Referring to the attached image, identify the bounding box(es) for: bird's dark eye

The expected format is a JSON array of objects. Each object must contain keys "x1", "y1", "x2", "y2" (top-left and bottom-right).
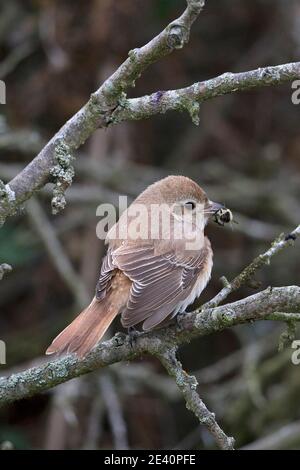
[{"x1": 184, "y1": 201, "x2": 196, "y2": 210}]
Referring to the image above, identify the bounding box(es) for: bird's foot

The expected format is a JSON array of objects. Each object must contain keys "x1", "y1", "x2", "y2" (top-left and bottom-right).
[
  {"x1": 175, "y1": 311, "x2": 186, "y2": 329},
  {"x1": 127, "y1": 326, "x2": 142, "y2": 347}
]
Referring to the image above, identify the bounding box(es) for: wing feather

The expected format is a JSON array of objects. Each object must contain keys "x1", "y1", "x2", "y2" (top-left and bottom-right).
[
  {"x1": 95, "y1": 249, "x2": 116, "y2": 300},
  {"x1": 112, "y1": 241, "x2": 211, "y2": 330}
]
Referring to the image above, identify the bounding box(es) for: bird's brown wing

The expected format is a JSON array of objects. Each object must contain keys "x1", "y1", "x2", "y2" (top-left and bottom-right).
[
  {"x1": 95, "y1": 249, "x2": 116, "y2": 300},
  {"x1": 112, "y1": 242, "x2": 211, "y2": 330}
]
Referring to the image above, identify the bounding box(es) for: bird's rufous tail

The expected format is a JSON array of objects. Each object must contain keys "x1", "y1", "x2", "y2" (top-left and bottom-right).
[{"x1": 46, "y1": 297, "x2": 119, "y2": 358}]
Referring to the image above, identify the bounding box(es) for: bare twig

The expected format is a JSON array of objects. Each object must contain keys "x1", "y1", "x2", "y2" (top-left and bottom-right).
[
  {"x1": 26, "y1": 198, "x2": 89, "y2": 308},
  {"x1": 0, "y1": 40, "x2": 36, "y2": 79},
  {"x1": 99, "y1": 374, "x2": 129, "y2": 450},
  {"x1": 0, "y1": 263, "x2": 12, "y2": 280},
  {"x1": 242, "y1": 421, "x2": 300, "y2": 450},
  {"x1": 44, "y1": 380, "x2": 81, "y2": 449},
  {"x1": 158, "y1": 347, "x2": 235, "y2": 450},
  {"x1": 0, "y1": 157, "x2": 296, "y2": 242},
  {"x1": 203, "y1": 225, "x2": 300, "y2": 309},
  {"x1": 0, "y1": 129, "x2": 43, "y2": 154},
  {"x1": 196, "y1": 326, "x2": 282, "y2": 385}
]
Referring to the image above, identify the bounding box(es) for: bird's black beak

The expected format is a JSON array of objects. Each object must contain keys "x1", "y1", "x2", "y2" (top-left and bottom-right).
[{"x1": 208, "y1": 201, "x2": 225, "y2": 214}]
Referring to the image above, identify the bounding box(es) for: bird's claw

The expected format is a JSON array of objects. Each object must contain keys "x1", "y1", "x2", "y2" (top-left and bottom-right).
[
  {"x1": 175, "y1": 312, "x2": 185, "y2": 329},
  {"x1": 127, "y1": 326, "x2": 141, "y2": 347}
]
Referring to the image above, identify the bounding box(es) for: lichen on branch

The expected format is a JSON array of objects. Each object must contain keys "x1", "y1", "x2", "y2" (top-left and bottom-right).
[{"x1": 50, "y1": 141, "x2": 74, "y2": 215}]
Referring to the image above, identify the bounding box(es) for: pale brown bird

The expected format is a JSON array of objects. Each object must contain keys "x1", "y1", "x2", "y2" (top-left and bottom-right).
[{"x1": 46, "y1": 176, "x2": 226, "y2": 357}]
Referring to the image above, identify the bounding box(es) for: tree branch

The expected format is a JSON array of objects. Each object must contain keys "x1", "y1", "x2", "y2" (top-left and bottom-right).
[
  {"x1": 1, "y1": 286, "x2": 299, "y2": 405},
  {"x1": 98, "y1": 373, "x2": 129, "y2": 450},
  {"x1": 203, "y1": 224, "x2": 300, "y2": 309},
  {"x1": 1, "y1": 0, "x2": 300, "y2": 449},
  {"x1": 2, "y1": 61, "x2": 299, "y2": 224},
  {"x1": 0, "y1": 0, "x2": 206, "y2": 224},
  {"x1": 113, "y1": 62, "x2": 300, "y2": 125},
  {"x1": 0, "y1": 18, "x2": 299, "y2": 223},
  {"x1": 26, "y1": 198, "x2": 89, "y2": 308},
  {"x1": 0, "y1": 285, "x2": 299, "y2": 450},
  {"x1": 0, "y1": 224, "x2": 299, "y2": 449},
  {"x1": 1, "y1": 61, "x2": 298, "y2": 222},
  {"x1": 158, "y1": 347, "x2": 235, "y2": 450},
  {"x1": 0, "y1": 263, "x2": 12, "y2": 280}
]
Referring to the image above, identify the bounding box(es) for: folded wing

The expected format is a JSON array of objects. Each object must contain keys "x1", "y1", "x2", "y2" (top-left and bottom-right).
[{"x1": 112, "y1": 242, "x2": 211, "y2": 330}]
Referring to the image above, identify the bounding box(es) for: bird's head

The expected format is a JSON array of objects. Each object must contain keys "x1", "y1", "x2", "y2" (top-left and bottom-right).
[{"x1": 137, "y1": 175, "x2": 226, "y2": 230}]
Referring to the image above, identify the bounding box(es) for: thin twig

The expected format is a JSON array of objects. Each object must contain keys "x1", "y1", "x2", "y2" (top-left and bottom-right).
[
  {"x1": 158, "y1": 347, "x2": 235, "y2": 450},
  {"x1": 26, "y1": 198, "x2": 89, "y2": 308},
  {"x1": 0, "y1": 40, "x2": 36, "y2": 79},
  {"x1": 242, "y1": 421, "x2": 300, "y2": 450},
  {"x1": 99, "y1": 374, "x2": 129, "y2": 450},
  {"x1": 203, "y1": 225, "x2": 300, "y2": 309},
  {"x1": 0, "y1": 263, "x2": 12, "y2": 281}
]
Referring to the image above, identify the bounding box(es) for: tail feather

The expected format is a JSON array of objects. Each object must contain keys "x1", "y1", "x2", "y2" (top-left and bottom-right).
[{"x1": 46, "y1": 297, "x2": 119, "y2": 358}]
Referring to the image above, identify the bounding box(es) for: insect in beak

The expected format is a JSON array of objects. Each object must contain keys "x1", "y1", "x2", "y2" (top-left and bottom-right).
[
  {"x1": 206, "y1": 201, "x2": 235, "y2": 227},
  {"x1": 213, "y1": 205, "x2": 234, "y2": 227},
  {"x1": 209, "y1": 201, "x2": 226, "y2": 214},
  {"x1": 214, "y1": 208, "x2": 233, "y2": 226}
]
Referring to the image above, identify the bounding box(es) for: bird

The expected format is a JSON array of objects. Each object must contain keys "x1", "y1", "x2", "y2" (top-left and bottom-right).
[{"x1": 46, "y1": 175, "x2": 226, "y2": 357}]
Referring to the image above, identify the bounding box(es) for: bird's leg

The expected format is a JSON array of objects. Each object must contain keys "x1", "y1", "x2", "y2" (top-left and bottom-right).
[
  {"x1": 175, "y1": 311, "x2": 186, "y2": 329},
  {"x1": 127, "y1": 326, "x2": 141, "y2": 347}
]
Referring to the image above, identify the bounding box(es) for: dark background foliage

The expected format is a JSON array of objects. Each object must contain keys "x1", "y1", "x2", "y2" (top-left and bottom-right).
[{"x1": 0, "y1": 0, "x2": 300, "y2": 449}]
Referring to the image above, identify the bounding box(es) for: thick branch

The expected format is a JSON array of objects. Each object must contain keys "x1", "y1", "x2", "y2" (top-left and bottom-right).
[
  {"x1": 1, "y1": 285, "x2": 300, "y2": 408},
  {"x1": 2, "y1": 61, "x2": 299, "y2": 223},
  {"x1": 113, "y1": 62, "x2": 300, "y2": 124},
  {"x1": 0, "y1": 61, "x2": 299, "y2": 223},
  {"x1": 0, "y1": 223, "x2": 298, "y2": 450}
]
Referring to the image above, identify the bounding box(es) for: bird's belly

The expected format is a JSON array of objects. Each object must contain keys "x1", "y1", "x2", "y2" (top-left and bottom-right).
[{"x1": 173, "y1": 252, "x2": 213, "y2": 315}]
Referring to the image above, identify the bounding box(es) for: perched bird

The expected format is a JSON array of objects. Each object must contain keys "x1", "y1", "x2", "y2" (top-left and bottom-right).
[{"x1": 46, "y1": 176, "x2": 226, "y2": 357}]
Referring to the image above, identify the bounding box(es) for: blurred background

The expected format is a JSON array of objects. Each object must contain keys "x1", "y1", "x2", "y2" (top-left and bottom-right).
[{"x1": 0, "y1": 0, "x2": 300, "y2": 450}]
